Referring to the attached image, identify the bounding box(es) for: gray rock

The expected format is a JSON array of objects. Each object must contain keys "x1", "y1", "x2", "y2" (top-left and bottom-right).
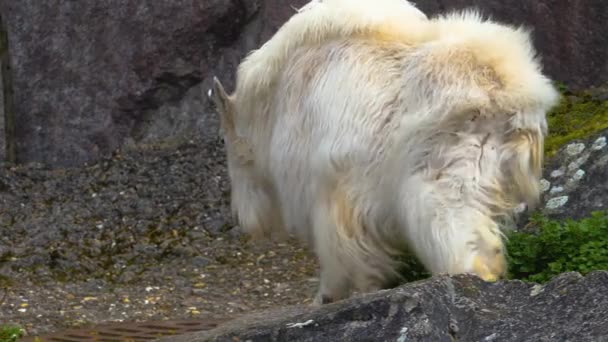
[{"x1": 160, "y1": 272, "x2": 608, "y2": 342}]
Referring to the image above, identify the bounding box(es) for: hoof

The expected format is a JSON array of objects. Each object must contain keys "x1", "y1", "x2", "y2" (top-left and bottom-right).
[{"x1": 312, "y1": 293, "x2": 334, "y2": 306}]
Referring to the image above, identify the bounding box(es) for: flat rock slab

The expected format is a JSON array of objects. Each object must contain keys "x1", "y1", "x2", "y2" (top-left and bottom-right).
[{"x1": 161, "y1": 271, "x2": 608, "y2": 342}]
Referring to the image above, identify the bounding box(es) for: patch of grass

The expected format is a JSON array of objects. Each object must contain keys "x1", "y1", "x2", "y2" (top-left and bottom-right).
[
  {"x1": 506, "y1": 211, "x2": 608, "y2": 283},
  {"x1": 544, "y1": 84, "x2": 608, "y2": 158},
  {"x1": 0, "y1": 325, "x2": 23, "y2": 342}
]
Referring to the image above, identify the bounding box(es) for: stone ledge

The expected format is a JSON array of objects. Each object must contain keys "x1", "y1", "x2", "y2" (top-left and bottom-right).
[{"x1": 160, "y1": 271, "x2": 608, "y2": 342}]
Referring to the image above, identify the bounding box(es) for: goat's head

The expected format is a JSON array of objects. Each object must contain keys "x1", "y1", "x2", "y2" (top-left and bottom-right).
[
  {"x1": 209, "y1": 77, "x2": 253, "y2": 168},
  {"x1": 209, "y1": 77, "x2": 278, "y2": 238},
  {"x1": 209, "y1": 77, "x2": 254, "y2": 222}
]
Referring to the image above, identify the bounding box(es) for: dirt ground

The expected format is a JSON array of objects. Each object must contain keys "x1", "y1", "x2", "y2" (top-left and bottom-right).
[{"x1": 0, "y1": 137, "x2": 319, "y2": 337}]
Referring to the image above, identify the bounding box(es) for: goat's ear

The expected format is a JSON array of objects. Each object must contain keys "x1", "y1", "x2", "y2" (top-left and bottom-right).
[
  {"x1": 210, "y1": 76, "x2": 230, "y2": 115},
  {"x1": 209, "y1": 76, "x2": 236, "y2": 135}
]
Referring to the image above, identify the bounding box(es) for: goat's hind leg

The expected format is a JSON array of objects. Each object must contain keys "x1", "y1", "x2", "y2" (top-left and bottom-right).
[
  {"x1": 311, "y1": 202, "x2": 353, "y2": 305},
  {"x1": 310, "y1": 183, "x2": 392, "y2": 305},
  {"x1": 310, "y1": 186, "x2": 363, "y2": 305}
]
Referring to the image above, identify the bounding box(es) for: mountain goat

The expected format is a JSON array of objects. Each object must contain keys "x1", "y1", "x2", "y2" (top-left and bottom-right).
[{"x1": 210, "y1": 0, "x2": 559, "y2": 305}]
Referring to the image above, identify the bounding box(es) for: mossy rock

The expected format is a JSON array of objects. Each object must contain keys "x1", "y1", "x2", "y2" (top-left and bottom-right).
[{"x1": 544, "y1": 83, "x2": 608, "y2": 158}]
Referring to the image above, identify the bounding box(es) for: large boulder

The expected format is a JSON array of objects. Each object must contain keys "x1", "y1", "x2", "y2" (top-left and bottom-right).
[
  {"x1": 0, "y1": 0, "x2": 307, "y2": 167},
  {"x1": 160, "y1": 271, "x2": 608, "y2": 342},
  {"x1": 0, "y1": 0, "x2": 606, "y2": 168}
]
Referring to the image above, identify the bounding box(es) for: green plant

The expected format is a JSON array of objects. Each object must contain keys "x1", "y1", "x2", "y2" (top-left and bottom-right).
[
  {"x1": 0, "y1": 325, "x2": 23, "y2": 342},
  {"x1": 506, "y1": 211, "x2": 608, "y2": 283}
]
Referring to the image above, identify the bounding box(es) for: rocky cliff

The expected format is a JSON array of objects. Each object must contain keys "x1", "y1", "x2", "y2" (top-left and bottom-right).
[{"x1": 0, "y1": 0, "x2": 606, "y2": 167}]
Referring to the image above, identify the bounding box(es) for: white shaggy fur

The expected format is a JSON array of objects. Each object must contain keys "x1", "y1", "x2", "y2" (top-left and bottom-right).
[{"x1": 211, "y1": 0, "x2": 560, "y2": 305}]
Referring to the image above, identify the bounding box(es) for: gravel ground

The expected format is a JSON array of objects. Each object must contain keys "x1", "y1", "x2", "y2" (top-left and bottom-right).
[{"x1": 0, "y1": 137, "x2": 319, "y2": 337}]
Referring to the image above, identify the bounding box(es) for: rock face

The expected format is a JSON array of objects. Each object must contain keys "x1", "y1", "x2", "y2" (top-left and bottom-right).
[
  {"x1": 0, "y1": 0, "x2": 606, "y2": 167},
  {"x1": 0, "y1": 11, "x2": 10, "y2": 163},
  {"x1": 161, "y1": 271, "x2": 608, "y2": 342},
  {"x1": 412, "y1": 0, "x2": 608, "y2": 91},
  {"x1": 0, "y1": 54, "x2": 4, "y2": 162},
  {"x1": 538, "y1": 128, "x2": 608, "y2": 221},
  {"x1": 0, "y1": 0, "x2": 307, "y2": 167}
]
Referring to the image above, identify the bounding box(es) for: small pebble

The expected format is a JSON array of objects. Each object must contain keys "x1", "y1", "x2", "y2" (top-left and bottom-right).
[{"x1": 549, "y1": 186, "x2": 564, "y2": 194}]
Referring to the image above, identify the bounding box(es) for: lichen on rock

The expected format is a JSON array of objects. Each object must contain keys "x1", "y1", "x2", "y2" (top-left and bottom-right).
[{"x1": 536, "y1": 127, "x2": 608, "y2": 220}]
